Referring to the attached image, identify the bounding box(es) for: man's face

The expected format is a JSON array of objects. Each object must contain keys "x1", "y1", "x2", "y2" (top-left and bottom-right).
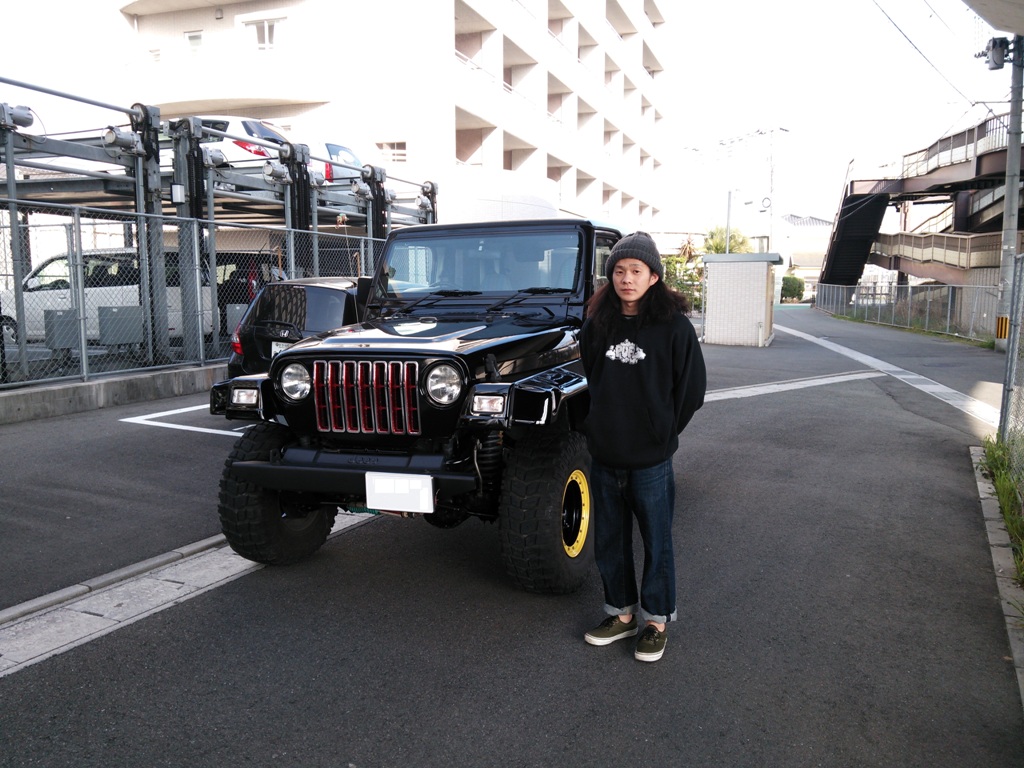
[{"x1": 612, "y1": 258, "x2": 659, "y2": 309}]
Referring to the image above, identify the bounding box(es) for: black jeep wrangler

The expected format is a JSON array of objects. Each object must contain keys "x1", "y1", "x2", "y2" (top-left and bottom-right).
[{"x1": 210, "y1": 218, "x2": 622, "y2": 594}]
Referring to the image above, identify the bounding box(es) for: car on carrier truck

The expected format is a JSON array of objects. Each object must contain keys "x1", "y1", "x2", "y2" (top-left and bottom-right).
[{"x1": 210, "y1": 218, "x2": 622, "y2": 594}]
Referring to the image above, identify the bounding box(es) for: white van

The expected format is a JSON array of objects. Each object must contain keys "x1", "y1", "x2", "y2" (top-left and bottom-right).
[{"x1": 0, "y1": 248, "x2": 212, "y2": 344}]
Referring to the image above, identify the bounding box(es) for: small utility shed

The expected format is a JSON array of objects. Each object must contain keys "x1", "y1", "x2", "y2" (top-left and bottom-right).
[{"x1": 702, "y1": 252, "x2": 784, "y2": 347}]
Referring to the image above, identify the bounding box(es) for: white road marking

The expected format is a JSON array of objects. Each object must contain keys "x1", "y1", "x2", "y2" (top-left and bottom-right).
[
  {"x1": 705, "y1": 370, "x2": 886, "y2": 401},
  {"x1": 120, "y1": 404, "x2": 241, "y2": 436},
  {"x1": 775, "y1": 324, "x2": 1000, "y2": 427},
  {"x1": 0, "y1": 513, "x2": 366, "y2": 678}
]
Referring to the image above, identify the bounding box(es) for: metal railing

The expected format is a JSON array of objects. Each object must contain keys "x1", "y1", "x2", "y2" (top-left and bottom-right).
[
  {"x1": 900, "y1": 113, "x2": 1010, "y2": 179},
  {"x1": 871, "y1": 231, "x2": 1007, "y2": 270},
  {"x1": 816, "y1": 282, "x2": 999, "y2": 342},
  {"x1": 0, "y1": 198, "x2": 383, "y2": 388}
]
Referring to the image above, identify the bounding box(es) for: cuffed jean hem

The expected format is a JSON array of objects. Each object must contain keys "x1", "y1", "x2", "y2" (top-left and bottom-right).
[
  {"x1": 605, "y1": 603, "x2": 676, "y2": 624},
  {"x1": 638, "y1": 607, "x2": 677, "y2": 624},
  {"x1": 603, "y1": 601, "x2": 639, "y2": 618}
]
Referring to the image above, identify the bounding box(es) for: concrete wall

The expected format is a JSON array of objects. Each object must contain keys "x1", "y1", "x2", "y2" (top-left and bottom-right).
[{"x1": 0, "y1": 364, "x2": 227, "y2": 425}]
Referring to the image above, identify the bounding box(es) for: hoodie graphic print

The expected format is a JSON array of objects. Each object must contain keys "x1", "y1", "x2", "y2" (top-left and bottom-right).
[{"x1": 605, "y1": 339, "x2": 646, "y2": 364}]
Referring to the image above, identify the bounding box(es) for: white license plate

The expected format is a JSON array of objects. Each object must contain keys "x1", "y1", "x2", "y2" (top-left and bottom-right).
[
  {"x1": 271, "y1": 340, "x2": 291, "y2": 356},
  {"x1": 365, "y1": 472, "x2": 434, "y2": 514}
]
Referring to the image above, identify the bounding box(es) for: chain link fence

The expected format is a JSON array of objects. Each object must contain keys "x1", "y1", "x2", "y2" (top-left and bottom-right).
[
  {"x1": 0, "y1": 199, "x2": 384, "y2": 387},
  {"x1": 816, "y1": 282, "x2": 999, "y2": 343},
  {"x1": 999, "y1": 257, "x2": 1024, "y2": 488}
]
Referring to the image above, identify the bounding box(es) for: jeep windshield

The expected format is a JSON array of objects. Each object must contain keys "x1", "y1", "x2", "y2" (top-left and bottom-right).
[{"x1": 372, "y1": 230, "x2": 581, "y2": 311}]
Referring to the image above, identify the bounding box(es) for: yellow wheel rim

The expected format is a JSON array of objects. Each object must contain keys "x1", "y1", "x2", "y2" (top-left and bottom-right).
[{"x1": 562, "y1": 469, "x2": 590, "y2": 558}]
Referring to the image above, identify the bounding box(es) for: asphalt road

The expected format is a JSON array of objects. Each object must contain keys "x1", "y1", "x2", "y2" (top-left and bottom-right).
[{"x1": 0, "y1": 306, "x2": 1021, "y2": 767}]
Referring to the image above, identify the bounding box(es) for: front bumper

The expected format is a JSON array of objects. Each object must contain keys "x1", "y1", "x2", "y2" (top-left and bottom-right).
[{"x1": 227, "y1": 446, "x2": 478, "y2": 498}]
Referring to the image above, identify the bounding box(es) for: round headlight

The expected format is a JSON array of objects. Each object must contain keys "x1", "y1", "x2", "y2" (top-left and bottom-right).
[
  {"x1": 279, "y1": 363, "x2": 312, "y2": 400},
  {"x1": 425, "y1": 363, "x2": 462, "y2": 406}
]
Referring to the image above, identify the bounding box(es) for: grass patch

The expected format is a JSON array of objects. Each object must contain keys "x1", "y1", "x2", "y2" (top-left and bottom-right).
[{"x1": 980, "y1": 435, "x2": 1024, "y2": 586}]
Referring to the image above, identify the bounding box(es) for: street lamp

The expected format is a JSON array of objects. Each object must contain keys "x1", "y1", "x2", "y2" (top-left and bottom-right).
[
  {"x1": 720, "y1": 127, "x2": 788, "y2": 253},
  {"x1": 726, "y1": 190, "x2": 733, "y2": 256}
]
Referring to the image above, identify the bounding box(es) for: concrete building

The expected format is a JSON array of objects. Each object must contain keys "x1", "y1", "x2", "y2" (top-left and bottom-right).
[{"x1": 117, "y1": 0, "x2": 675, "y2": 228}]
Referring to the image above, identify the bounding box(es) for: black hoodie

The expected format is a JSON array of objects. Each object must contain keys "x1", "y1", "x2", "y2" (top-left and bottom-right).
[{"x1": 580, "y1": 311, "x2": 706, "y2": 469}]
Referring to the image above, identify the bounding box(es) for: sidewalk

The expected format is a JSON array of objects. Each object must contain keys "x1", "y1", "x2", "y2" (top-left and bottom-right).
[{"x1": 0, "y1": 363, "x2": 228, "y2": 425}]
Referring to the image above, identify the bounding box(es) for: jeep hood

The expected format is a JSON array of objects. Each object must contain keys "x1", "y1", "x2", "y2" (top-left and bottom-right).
[{"x1": 280, "y1": 314, "x2": 581, "y2": 374}]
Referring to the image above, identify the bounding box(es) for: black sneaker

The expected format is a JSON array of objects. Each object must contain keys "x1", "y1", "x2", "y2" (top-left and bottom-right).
[
  {"x1": 634, "y1": 624, "x2": 667, "y2": 662},
  {"x1": 584, "y1": 615, "x2": 638, "y2": 646}
]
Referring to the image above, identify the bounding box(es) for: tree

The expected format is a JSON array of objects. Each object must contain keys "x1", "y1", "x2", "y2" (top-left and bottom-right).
[
  {"x1": 702, "y1": 226, "x2": 752, "y2": 255},
  {"x1": 781, "y1": 275, "x2": 805, "y2": 302},
  {"x1": 663, "y1": 235, "x2": 703, "y2": 310}
]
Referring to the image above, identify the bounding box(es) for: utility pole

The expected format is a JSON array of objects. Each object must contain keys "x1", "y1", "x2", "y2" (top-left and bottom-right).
[
  {"x1": 996, "y1": 35, "x2": 1022, "y2": 439},
  {"x1": 994, "y1": 36, "x2": 1022, "y2": 354}
]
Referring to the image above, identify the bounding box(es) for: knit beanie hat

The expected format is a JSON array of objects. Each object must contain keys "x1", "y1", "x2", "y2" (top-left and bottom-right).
[{"x1": 605, "y1": 231, "x2": 664, "y2": 280}]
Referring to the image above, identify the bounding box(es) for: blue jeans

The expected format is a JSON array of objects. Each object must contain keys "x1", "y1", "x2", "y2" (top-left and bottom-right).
[{"x1": 590, "y1": 457, "x2": 677, "y2": 624}]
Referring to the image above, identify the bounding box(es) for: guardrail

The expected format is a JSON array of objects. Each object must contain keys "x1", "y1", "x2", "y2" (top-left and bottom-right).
[{"x1": 816, "y1": 282, "x2": 999, "y2": 342}]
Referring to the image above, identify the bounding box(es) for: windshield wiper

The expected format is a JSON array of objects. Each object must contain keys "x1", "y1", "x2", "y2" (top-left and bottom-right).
[
  {"x1": 486, "y1": 287, "x2": 571, "y2": 313},
  {"x1": 388, "y1": 289, "x2": 482, "y2": 316}
]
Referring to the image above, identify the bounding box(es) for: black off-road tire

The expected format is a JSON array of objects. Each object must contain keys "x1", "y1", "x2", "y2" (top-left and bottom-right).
[
  {"x1": 499, "y1": 429, "x2": 593, "y2": 594},
  {"x1": 218, "y1": 422, "x2": 336, "y2": 565}
]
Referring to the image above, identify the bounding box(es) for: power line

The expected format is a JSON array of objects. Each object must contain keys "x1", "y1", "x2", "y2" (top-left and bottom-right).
[
  {"x1": 871, "y1": 0, "x2": 975, "y2": 106},
  {"x1": 920, "y1": 0, "x2": 955, "y2": 35}
]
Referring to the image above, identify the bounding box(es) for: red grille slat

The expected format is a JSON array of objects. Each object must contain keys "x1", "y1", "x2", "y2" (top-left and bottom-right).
[
  {"x1": 343, "y1": 361, "x2": 358, "y2": 433},
  {"x1": 373, "y1": 361, "x2": 389, "y2": 433},
  {"x1": 405, "y1": 362, "x2": 420, "y2": 433},
  {"x1": 388, "y1": 362, "x2": 404, "y2": 433},
  {"x1": 358, "y1": 361, "x2": 374, "y2": 433},
  {"x1": 328, "y1": 361, "x2": 344, "y2": 431},
  {"x1": 313, "y1": 361, "x2": 329, "y2": 431},
  {"x1": 312, "y1": 359, "x2": 420, "y2": 435}
]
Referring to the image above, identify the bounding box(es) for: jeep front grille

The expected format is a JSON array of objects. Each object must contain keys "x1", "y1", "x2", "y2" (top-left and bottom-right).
[{"x1": 312, "y1": 360, "x2": 421, "y2": 435}]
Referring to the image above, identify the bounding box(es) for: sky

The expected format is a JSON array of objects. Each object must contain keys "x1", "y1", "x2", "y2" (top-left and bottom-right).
[
  {"x1": 0, "y1": 2, "x2": 142, "y2": 131},
  {"x1": 665, "y1": 0, "x2": 1011, "y2": 234},
  {"x1": 0, "y1": 0, "x2": 1015, "y2": 238}
]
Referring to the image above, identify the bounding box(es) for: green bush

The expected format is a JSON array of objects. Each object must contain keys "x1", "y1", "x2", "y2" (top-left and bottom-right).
[{"x1": 781, "y1": 275, "x2": 805, "y2": 302}]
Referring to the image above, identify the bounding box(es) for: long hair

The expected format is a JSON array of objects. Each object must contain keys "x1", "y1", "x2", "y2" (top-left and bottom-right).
[{"x1": 585, "y1": 277, "x2": 691, "y2": 334}]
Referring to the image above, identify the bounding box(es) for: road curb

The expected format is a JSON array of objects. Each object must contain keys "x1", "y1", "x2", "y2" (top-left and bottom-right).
[
  {"x1": 970, "y1": 445, "x2": 1024, "y2": 718},
  {"x1": 0, "y1": 534, "x2": 227, "y2": 627},
  {"x1": 0, "y1": 364, "x2": 228, "y2": 425},
  {"x1": 0, "y1": 515, "x2": 376, "y2": 631}
]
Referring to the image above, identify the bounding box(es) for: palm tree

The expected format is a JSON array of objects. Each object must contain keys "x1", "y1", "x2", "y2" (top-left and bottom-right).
[{"x1": 702, "y1": 226, "x2": 752, "y2": 255}]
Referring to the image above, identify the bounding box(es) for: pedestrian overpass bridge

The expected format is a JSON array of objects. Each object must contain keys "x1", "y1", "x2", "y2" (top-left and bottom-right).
[{"x1": 820, "y1": 112, "x2": 1022, "y2": 287}]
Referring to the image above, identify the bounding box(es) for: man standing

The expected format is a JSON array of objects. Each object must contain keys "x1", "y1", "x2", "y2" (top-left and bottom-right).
[{"x1": 580, "y1": 231, "x2": 706, "y2": 662}]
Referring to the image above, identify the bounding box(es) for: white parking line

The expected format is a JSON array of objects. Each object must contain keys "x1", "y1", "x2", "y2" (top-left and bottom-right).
[{"x1": 120, "y1": 404, "x2": 242, "y2": 436}]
